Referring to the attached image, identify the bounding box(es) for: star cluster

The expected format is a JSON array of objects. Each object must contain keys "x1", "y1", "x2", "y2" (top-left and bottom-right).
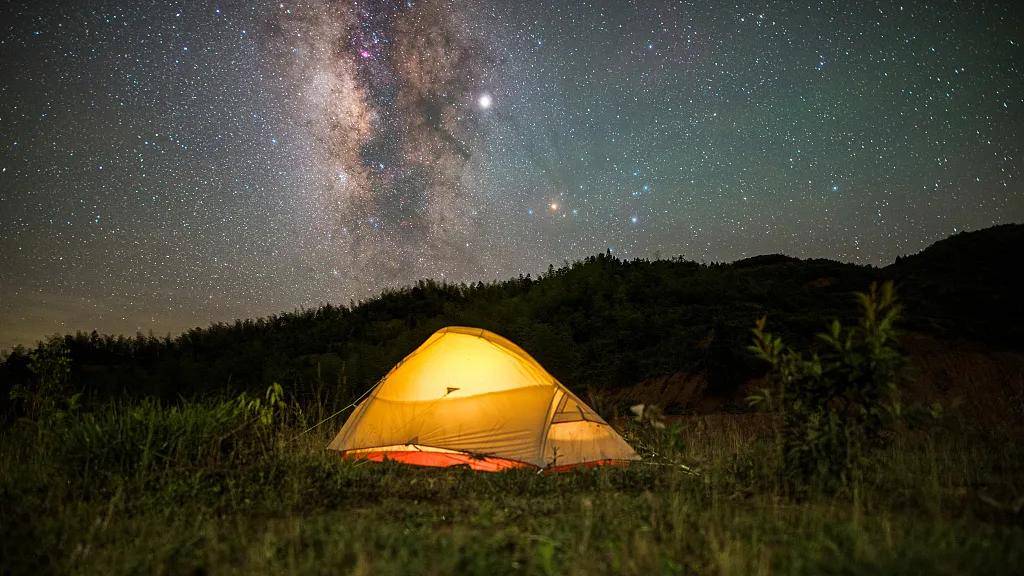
[{"x1": 0, "y1": 0, "x2": 1021, "y2": 349}]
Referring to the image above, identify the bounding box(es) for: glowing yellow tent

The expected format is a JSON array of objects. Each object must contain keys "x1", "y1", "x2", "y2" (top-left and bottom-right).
[{"x1": 328, "y1": 326, "x2": 639, "y2": 471}]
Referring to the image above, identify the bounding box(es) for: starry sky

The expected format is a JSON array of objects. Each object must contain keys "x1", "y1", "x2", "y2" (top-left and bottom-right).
[{"x1": 1, "y1": 0, "x2": 1022, "y2": 350}]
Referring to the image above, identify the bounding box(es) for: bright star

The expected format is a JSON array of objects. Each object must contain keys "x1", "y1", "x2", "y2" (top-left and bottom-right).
[{"x1": 477, "y1": 93, "x2": 492, "y2": 109}]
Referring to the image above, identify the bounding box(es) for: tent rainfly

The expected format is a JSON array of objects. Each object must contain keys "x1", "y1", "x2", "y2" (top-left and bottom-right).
[{"x1": 328, "y1": 326, "x2": 640, "y2": 471}]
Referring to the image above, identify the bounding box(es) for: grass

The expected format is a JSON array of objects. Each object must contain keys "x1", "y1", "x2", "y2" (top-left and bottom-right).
[{"x1": 1, "y1": 400, "x2": 1022, "y2": 575}]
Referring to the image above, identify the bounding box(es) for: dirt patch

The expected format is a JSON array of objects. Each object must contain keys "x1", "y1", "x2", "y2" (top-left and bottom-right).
[{"x1": 611, "y1": 332, "x2": 1024, "y2": 429}]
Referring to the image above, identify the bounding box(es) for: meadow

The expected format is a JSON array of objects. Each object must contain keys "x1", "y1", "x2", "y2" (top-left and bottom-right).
[
  {"x1": 2, "y1": 397, "x2": 1021, "y2": 575},
  {"x1": 3, "y1": 228, "x2": 1023, "y2": 574}
]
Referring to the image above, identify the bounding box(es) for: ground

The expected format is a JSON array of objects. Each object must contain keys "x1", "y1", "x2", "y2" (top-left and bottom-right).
[{"x1": 3, "y1": 409, "x2": 1022, "y2": 575}]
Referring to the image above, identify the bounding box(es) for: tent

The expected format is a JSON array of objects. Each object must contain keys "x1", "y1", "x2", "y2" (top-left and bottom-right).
[{"x1": 328, "y1": 326, "x2": 639, "y2": 471}]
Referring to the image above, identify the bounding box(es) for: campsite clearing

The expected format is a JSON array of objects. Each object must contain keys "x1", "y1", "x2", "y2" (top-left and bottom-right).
[{"x1": 3, "y1": 406, "x2": 1021, "y2": 575}]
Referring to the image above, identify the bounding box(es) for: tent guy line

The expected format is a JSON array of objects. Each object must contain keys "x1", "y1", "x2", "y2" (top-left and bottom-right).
[{"x1": 290, "y1": 379, "x2": 380, "y2": 442}]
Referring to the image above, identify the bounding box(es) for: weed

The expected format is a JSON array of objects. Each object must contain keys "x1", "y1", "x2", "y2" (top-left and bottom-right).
[{"x1": 750, "y1": 281, "x2": 905, "y2": 492}]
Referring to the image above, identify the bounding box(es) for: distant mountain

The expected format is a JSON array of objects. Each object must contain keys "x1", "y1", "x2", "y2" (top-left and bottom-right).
[
  {"x1": 731, "y1": 254, "x2": 802, "y2": 268},
  {"x1": 889, "y1": 224, "x2": 1023, "y2": 279},
  {"x1": 2, "y1": 225, "x2": 1022, "y2": 419},
  {"x1": 886, "y1": 224, "x2": 1024, "y2": 344}
]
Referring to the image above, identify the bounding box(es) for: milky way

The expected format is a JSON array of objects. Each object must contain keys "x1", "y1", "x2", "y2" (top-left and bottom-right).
[
  {"x1": 1, "y1": 0, "x2": 1022, "y2": 349},
  {"x1": 267, "y1": 0, "x2": 491, "y2": 287}
]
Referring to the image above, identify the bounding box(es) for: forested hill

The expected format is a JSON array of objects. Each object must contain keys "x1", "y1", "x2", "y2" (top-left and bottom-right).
[
  {"x1": 2, "y1": 224, "x2": 1022, "y2": 412},
  {"x1": 888, "y1": 224, "x2": 1024, "y2": 340}
]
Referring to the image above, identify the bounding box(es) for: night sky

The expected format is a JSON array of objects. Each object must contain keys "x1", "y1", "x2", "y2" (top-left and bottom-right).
[{"x1": 1, "y1": 0, "x2": 1022, "y2": 350}]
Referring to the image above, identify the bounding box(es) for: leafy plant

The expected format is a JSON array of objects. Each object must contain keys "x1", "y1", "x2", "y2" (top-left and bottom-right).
[
  {"x1": 749, "y1": 281, "x2": 905, "y2": 491},
  {"x1": 8, "y1": 335, "x2": 74, "y2": 420},
  {"x1": 625, "y1": 403, "x2": 695, "y2": 474},
  {"x1": 239, "y1": 382, "x2": 288, "y2": 427},
  {"x1": 629, "y1": 403, "x2": 666, "y2": 429}
]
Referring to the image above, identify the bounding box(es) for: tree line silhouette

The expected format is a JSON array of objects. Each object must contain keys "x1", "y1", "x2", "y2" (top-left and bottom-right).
[{"x1": 2, "y1": 224, "x2": 1021, "y2": 418}]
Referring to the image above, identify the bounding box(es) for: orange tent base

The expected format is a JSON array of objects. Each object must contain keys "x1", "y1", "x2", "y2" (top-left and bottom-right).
[
  {"x1": 343, "y1": 451, "x2": 633, "y2": 473},
  {"x1": 344, "y1": 450, "x2": 534, "y2": 472}
]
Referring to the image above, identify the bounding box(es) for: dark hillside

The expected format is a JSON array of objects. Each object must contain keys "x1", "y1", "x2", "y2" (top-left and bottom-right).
[
  {"x1": 886, "y1": 223, "x2": 1024, "y2": 344},
  {"x1": 2, "y1": 225, "x2": 1022, "y2": 416}
]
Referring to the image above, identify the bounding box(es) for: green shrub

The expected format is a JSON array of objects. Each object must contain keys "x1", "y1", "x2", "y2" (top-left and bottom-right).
[
  {"x1": 8, "y1": 336, "x2": 74, "y2": 420},
  {"x1": 237, "y1": 381, "x2": 287, "y2": 426},
  {"x1": 749, "y1": 281, "x2": 904, "y2": 492}
]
